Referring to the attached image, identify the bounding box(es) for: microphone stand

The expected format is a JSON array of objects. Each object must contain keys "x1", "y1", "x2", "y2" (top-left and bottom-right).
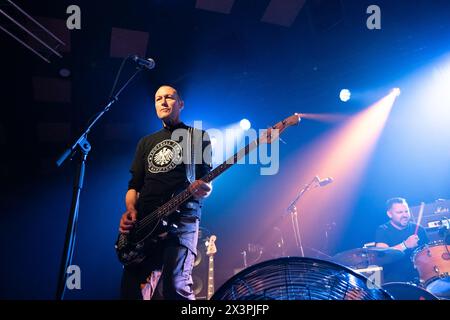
[
  {"x1": 285, "y1": 176, "x2": 319, "y2": 257},
  {"x1": 323, "y1": 222, "x2": 336, "y2": 255},
  {"x1": 241, "y1": 250, "x2": 248, "y2": 268},
  {"x1": 273, "y1": 227, "x2": 286, "y2": 257},
  {"x1": 55, "y1": 67, "x2": 144, "y2": 300}
]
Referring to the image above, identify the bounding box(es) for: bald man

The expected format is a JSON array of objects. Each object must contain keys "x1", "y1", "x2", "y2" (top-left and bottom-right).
[{"x1": 119, "y1": 85, "x2": 212, "y2": 300}]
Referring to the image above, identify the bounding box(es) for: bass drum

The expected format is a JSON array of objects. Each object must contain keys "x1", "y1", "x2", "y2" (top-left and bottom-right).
[
  {"x1": 412, "y1": 240, "x2": 450, "y2": 299},
  {"x1": 383, "y1": 282, "x2": 439, "y2": 300}
]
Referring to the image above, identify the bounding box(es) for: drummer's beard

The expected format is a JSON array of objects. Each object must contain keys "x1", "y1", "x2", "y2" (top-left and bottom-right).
[{"x1": 393, "y1": 217, "x2": 409, "y2": 229}]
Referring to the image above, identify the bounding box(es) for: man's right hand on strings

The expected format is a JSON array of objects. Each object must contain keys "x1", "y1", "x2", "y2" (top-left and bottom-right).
[{"x1": 119, "y1": 208, "x2": 137, "y2": 234}]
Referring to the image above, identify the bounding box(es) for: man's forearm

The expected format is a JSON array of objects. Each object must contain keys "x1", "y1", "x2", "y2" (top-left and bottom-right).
[
  {"x1": 377, "y1": 242, "x2": 406, "y2": 252},
  {"x1": 391, "y1": 242, "x2": 407, "y2": 251},
  {"x1": 125, "y1": 189, "x2": 138, "y2": 211}
]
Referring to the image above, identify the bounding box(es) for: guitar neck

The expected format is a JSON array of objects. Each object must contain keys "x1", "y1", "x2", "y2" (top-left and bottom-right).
[
  {"x1": 202, "y1": 138, "x2": 259, "y2": 183},
  {"x1": 150, "y1": 113, "x2": 300, "y2": 221},
  {"x1": 207, "y1": 255, "x2": 214, "y2": 300},
  {"x1": 155, "y1": 138, "x2": 260, "y2": 217}
]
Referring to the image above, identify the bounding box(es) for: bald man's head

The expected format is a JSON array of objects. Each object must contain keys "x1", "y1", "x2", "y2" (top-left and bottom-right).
[{"x1": 154, "y1": 85, "x2": 184, "y2": 125}]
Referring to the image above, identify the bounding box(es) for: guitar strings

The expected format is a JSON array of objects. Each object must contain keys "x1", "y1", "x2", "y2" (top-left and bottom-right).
[
  {"x1": 134, "y1": 139, "x2": 260, "y2": 233},
  {"x1": 135, "y1": 163, "x2": 227, "y2": 233}
]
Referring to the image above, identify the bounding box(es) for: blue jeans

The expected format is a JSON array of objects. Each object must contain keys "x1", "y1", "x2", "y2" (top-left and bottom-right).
[{"x1": 120, "y1": 238, "x2": 196, "y2": 300}]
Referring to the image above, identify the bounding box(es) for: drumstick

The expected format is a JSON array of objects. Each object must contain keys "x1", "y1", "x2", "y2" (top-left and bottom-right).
[{"x1": 414, "y1": 202, "x2": 425, "y2": 236}]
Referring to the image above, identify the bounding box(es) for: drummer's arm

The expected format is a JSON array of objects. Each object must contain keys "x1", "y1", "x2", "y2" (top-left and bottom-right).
[{"x1": 376, "y1": 242, "x2": 407, "y2": 252}]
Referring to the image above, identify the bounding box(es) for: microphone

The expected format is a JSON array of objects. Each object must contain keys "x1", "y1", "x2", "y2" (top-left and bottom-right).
[
  {"x1": 131, "y1": 55, "x2": 155, "y2": 70},
  {"x1": 315, "y1": 176, "x2": 334, "y2": 187}
]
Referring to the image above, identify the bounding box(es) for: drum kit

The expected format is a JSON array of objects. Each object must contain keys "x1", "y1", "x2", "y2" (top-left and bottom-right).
[
  {"x1": 219, "y1": 199, "x2": 450, "y2": 300},
  {"x1": 331, "y1": 240, "x2": 450, "y2": 300},
  {"x1": 332, "y1": 247, "x2": 404, "y2": 269},
  {"x1": 412, "y1": 240, "x2": 450, "y2": 299}
]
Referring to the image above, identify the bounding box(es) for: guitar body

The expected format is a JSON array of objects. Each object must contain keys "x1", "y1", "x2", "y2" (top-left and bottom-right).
[
  {"x1": 115, "y1": 196, "x2": 181, "y2": 266},
  {"x1": 114, "y1": 218, "x2": 164, "y2": 266},
  {"x1": 206, "y1": 235, "x2": 217, "y2": 299},
  {"x1": 115, "y1": 231, "x2": 152, "y2": 266}
]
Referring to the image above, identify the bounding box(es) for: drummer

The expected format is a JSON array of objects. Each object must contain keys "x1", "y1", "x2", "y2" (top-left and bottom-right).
[{"x1": 375, "y1": 197, "x2": 429, "y2": 284}]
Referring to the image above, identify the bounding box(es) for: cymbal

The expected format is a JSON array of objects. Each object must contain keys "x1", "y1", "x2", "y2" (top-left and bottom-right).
[{"x1": 332, "y1": 248, "x2": 404, "y2": 267}]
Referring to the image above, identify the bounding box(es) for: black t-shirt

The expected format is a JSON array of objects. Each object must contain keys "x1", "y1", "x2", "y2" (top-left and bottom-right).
[
  {"x1": 375, "y1": 222, "x2": 429, "y2": 283},
  {"x1": 127, "y1": 122, "x2": 212, "y2": 253}
]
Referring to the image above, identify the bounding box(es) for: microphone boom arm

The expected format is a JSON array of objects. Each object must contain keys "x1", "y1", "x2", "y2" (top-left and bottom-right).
[
  {"x1": 286, "y1": 176, "x2": 318, "y2": 212},
  {"x1": 285, "y1": 175, "x2": 333, "y2": 258}
]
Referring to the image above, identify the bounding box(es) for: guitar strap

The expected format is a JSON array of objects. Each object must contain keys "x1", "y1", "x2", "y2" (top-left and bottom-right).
[
  {"x1": 184, "y1": 127, "x2": 203, "y2": 215},
  {"x1": 185, "y1": 127, "x2": 196, "y2": 184}
]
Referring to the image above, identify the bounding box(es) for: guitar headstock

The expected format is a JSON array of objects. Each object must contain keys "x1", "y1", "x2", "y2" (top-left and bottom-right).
[
  {"x1": 260, "y1": 113, "x2": 301, "y2": 144},
  {"x1": 206, "y1": 235, "x2": 217, "y2": 256}
]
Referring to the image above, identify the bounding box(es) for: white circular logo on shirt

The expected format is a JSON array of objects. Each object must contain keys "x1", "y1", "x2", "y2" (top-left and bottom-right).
[{"x1": 148, "y1": 139, "x2": 183, "y2": 173}]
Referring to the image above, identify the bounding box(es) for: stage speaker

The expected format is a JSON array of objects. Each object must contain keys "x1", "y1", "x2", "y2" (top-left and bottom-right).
[
  {"x1": 192, "y1": 246, "x2": 208, "y2": 299},
  {"x1": 192, "y1": 232, "x2": 209, "y2": 300}
]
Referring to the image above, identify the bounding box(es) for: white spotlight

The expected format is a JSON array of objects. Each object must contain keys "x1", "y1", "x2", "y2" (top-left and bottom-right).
[
  {"x1": 240, "y1": 119, "x2": 251, "y2": 130},
  {"x1": 391, "y1": 88, "x2": 401, "y2": 97},
  {"x1": 340, "y1": 89, "x2": 351, "y2": 102}
]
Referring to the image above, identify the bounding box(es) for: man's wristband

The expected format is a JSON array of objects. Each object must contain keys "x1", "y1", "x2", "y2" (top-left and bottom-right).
[{"x1": 401, "y1": 242, "x2": 407, "y2": 250}]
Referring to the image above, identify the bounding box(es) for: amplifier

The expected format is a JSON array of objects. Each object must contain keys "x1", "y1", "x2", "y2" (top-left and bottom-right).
[
  {"x1": 410, "y1": 199, "x2": 450, "y2": 229},
  {"x1": 410, "y1": 199, "x2": 450, "y2": 242}
]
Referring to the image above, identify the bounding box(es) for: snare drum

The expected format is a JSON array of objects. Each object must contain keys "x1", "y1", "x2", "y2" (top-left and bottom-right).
[
  {"x1": 383, "y1": 282, "x2": 439, "y2": 300},
  {"x1": 412, "y1": 240, "x2": 450, "y2": 298}
]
